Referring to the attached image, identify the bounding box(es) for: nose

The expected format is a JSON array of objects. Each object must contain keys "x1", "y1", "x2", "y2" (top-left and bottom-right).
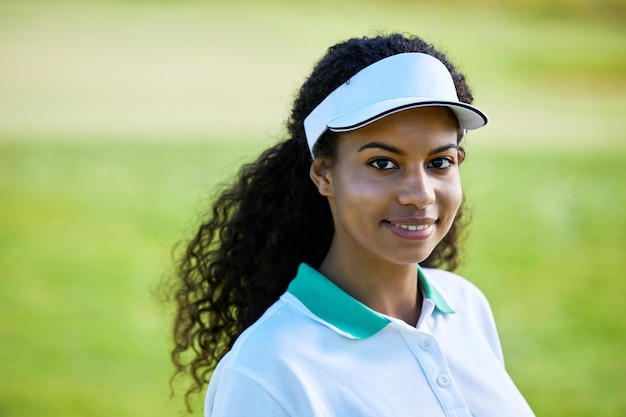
[{"x1": 397, "y1": 166, "x2": 436, "y2": 209}]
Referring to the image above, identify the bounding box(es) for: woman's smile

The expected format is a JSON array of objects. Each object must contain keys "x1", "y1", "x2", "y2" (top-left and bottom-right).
[{"x1": 383, "y1": 218, "x2": 436, "y2": 240}]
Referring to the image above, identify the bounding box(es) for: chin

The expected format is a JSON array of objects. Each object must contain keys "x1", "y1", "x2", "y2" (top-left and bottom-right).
[{"x1": 384, "y1": 251, "x2": 433, "y2": 266}]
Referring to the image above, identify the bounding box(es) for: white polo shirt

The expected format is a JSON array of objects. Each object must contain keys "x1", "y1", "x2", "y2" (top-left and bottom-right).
[{"x1": 205, "y1": 264, "x2": 535, "y2": 416}]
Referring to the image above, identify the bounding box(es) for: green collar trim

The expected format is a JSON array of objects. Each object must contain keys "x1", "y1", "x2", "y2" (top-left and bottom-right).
[
  {"x1": 287, "y1": 264, "x2": 455, "y2": 339},
  {"x1": 418, "y1": 266, "x2": 455, "y2": 315}
]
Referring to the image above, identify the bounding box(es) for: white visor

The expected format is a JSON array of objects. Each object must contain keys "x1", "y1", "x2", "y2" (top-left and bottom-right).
[{"x1": 303, "y1": 52, "x2": 488, "y2": 154}]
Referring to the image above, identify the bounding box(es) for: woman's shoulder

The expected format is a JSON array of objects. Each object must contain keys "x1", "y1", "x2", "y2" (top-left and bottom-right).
[
  {"x1": 217, "y1": 295, "x2": 320, "y2": 370},
  {"x1": 205, "y1": 298, "x2": 306, "y2": 416}
]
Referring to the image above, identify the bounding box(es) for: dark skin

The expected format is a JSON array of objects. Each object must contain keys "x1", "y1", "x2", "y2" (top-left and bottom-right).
[{"x1": 310, "y1": 107, "x2": 463, "y2": 326}]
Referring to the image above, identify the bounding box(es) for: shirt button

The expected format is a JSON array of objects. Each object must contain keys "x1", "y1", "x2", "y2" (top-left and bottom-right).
[
  {"x1": 419, "y1": 339, "x2": 432, "y2": 351},
  {"x1": 437, "y1": 374, "x2": 451, "y2": 387}
]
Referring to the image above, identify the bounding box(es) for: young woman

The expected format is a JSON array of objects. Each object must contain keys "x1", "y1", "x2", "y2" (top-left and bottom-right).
[{"x1": 170, "y1": 33, "x2": 535, "y2": 416}]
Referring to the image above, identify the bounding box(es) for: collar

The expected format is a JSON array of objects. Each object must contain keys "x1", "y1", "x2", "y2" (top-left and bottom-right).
[{"x1": 287, "y1": 263, "x2": 455, "y2": 339}]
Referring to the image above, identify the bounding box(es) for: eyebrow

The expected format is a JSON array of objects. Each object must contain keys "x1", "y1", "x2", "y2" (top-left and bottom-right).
[
  {"x1": 358, "y1": 142, "x2": 405, "y2": 155},
  {"x1": 357, "y1": 141, "x2": 459, "y2": 156},
  {"x1": 428, "y1": 143, "x2": 461, "y2": 156}
]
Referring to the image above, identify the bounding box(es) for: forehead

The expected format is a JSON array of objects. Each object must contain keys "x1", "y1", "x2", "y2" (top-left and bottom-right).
[{"x1": 337, "y1": 107, "x2": 459, "y2": 150}]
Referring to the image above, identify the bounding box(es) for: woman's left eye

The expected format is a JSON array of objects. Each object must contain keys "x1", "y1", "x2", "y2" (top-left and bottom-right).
[
  {"x1": 427, "y1": 157, "x2": 455, "y2": 169},
  {"x1": 369, "y1": 158, "x2": 398, "y2": 170}
]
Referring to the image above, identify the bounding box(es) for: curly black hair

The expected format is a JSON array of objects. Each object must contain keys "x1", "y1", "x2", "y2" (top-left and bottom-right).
[{"x1": 170, "y1": 33, "x2": 476, "y2": 409}]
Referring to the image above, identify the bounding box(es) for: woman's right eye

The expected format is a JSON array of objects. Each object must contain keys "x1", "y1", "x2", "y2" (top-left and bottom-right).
[{"x1": 369, "y1": 158, "x2": 398, "y2": 170}]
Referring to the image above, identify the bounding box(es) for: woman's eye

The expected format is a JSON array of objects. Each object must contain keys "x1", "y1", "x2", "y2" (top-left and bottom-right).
[
  {"x1": 369, "y1": 158, "x2": 398, "y2": 170},
  {"x1": 428, "y1": 158, "x2": 454, "y2": 169}
]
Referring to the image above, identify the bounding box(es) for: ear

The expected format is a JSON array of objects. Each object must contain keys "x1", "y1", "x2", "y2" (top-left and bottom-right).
[
  {"x1": 458, "y1": 147, "x2": 466, "y2": 166},
  {"x1": 309, "y1": 158, "x2": 334, "y2": 197}
]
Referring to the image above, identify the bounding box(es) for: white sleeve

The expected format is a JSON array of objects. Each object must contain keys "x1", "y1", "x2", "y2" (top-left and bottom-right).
[
  {"x1": 205, "y1": 368, "x2": 291, "y2": 417},
  {"x1": 477, "y1": 293, "x2": 505, "y2": 364},
  {"x1": 456, "y1": 276, "x2": 506, "y2": 364}
]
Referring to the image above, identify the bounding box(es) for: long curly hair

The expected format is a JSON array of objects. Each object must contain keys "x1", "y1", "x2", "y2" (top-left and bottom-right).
[{"x1": 170, "y1": 33, "x2": 476, "y2": 408}]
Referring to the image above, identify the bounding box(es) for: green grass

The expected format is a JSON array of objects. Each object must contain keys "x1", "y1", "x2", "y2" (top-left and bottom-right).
[
  {"x1": 1, "y1": 0, "x2": 625, "y2": 416},
  {"x1": 0, "y1": 141, "x2": 266, "y2": 416}
]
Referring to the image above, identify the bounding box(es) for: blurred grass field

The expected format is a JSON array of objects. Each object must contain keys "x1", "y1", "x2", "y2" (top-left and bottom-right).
[{"x1": 1, "y1": 1, "x2": 625, "y2": 416}]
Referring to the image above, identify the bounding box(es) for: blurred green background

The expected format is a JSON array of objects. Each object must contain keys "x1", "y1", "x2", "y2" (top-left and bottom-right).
[{"x1": 1, "y1": 0, "x2": 625, "y2": 416}]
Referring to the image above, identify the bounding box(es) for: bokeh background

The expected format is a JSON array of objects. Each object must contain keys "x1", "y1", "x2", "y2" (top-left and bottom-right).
[{"x1": 1, "y1": 0, "x2": 625, "y2": 416}]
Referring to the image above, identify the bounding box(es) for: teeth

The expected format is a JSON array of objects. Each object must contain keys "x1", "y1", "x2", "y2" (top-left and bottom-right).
[{"x1": 396, "y1": 223, "x2": 430, "y2": 231}]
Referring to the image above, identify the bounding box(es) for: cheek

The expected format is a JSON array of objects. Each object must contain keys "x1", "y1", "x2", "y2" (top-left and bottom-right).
[
  {"x1": 453, "y1": 183, "x2": 463, "y2": 210},
  {"x1": 329, "y1": 169, "x2": 388, "y2": 220},
  {"x1": 440, "y1": 178, "x2": 463, "y2": 215},
  {"x1": 331, "y1": 184, "x2": 367, "y2": 219}
]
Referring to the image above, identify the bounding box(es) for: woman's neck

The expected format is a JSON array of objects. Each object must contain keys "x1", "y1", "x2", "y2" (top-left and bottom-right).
[{"x1": 318, "y1": 245, "x2": 422, "y2": 326}]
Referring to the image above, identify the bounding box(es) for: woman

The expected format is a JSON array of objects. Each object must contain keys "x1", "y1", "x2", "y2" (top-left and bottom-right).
[{"x1": 171, "y1": 33, "x2": 535, "y2": 416}]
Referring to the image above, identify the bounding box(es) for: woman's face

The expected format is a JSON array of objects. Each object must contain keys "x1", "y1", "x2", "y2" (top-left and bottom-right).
[{"x1": 313, "y1": 106, "x2": 463, "y2": 267}]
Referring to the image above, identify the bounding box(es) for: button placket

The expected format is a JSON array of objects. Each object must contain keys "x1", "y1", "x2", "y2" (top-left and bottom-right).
[{"x1": 401, "y1": 329, "x2": 470, "y2": 414}]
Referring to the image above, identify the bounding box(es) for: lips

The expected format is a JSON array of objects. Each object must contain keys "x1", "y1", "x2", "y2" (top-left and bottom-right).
[{"x1": 383, "y1": 218, "x2": 436, "y2": 241}]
